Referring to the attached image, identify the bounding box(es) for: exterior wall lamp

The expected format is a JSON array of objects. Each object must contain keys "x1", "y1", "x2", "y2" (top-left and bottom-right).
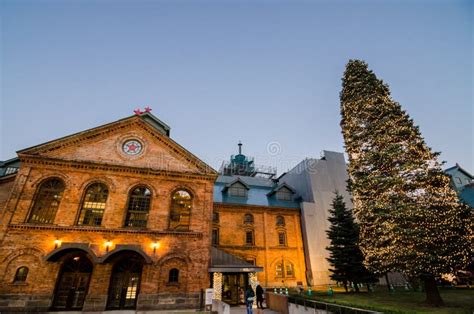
[
  {"x1": 105, "y1": 241, "x2": 113, "y2": 252},
  {"x1": 54, "y1": 239, "x2": 62, "y2": 249},
  {"x1": 151, "y1": 242, "x2": 160, "y2": 254}
]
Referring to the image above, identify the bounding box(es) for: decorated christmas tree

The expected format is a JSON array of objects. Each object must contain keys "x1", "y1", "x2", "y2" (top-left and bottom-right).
[
  {"x1": 339, "y1": 60, "x2": 472, "y2": 306},
  {"x1": 326, "y1": 192, "x2": 377, "y2": 292}
]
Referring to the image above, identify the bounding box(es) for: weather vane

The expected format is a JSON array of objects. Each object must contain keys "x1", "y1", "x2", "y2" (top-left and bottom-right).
[{"x1": 134, "y1": 106, "x2": 152, "y2": 115}]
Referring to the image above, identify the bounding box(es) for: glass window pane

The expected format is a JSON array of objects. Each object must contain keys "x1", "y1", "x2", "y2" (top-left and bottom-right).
[
  {"x1": 124, "y1": 186, "x2": 151, "y2": 228},
  {"x1": 28, "y1": 179, "x2": 65, "y2": 224},
  {"x1": 169, "y1": 190, "x2": 192, "y2": 231}
]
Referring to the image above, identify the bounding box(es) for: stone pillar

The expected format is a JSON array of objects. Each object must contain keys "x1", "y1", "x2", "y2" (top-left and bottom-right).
[{"x1": 212, "y1": 273, "x2": 222, "y2": 300}]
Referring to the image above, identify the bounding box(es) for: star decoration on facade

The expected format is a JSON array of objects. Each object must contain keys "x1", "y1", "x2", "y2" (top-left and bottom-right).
[{"x1": 134, "y1": 106, "x2": 152, "y2": 115}]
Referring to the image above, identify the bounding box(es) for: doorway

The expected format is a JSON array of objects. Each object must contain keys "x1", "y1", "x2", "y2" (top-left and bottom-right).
[
  {"x1": 222, "y1": 273, "x2": 248, "y2": 305},
  {"x1": 52, "y1": 253, "x2": 92, "y2": 310},
  {"x1": 106, "y1": 253, "x2": 143, "y2": 310}
]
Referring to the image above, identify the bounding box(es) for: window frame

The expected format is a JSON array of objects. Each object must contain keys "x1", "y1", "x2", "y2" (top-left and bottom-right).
[
  {"x1": 244, "y1": 213, "x2": 254, "y2": 225},
  {"x1": 278, "y1": 231, "x2": 287, "y2": 246},
  {"x1": 13, "y1": 266, "x2": 29, "y2": 283},
  {"x1": 77, "y1": 182, "x2": 109, "y2": 226},
  {"x1": 124, "y1": 185, "x2": 152, "y2": 228},
  {"x1": 168, "y1": 268, "x2": 179, "y2": 283},
  {"x1": 276, "y1": 215, "x2": 285, "y2": 227},
  {"x1": 27, "y1": 178, "x2": 65, "y2": 224},
  {"x1": 169, "y1": 189, "x2": 193, "y2": 231},
  {"x1": 245, "y1": 230, "x2": 255, "y2": 246},
  {"x1": 212, "y1": 228, "x2": 219, "y2": 246},
  {"x1": 276, "y1": 188, "x2": 293, "y2": 201},
  {"x1": 228, "y1": 183, "x2": 248, "y2": 198}
]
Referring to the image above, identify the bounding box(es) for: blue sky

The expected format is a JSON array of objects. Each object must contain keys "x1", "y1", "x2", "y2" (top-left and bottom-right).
[{"x1": 1, "y1": 0, "x2": 472, "y2": 174}]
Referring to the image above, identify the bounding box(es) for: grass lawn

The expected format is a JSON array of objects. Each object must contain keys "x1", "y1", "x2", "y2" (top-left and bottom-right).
[{"x1": 298, "y1": 287, "x2": 474, "y2": 314}]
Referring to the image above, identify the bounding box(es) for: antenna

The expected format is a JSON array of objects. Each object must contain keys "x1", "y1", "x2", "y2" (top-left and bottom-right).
[{"x1": 238, "y1": 141, "x2": 242, "y2": 155}]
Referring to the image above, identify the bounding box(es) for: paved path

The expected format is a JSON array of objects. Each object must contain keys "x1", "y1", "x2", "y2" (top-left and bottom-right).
[{"x1": 229, "y1": 305, "x2": 280, "y2": 314}]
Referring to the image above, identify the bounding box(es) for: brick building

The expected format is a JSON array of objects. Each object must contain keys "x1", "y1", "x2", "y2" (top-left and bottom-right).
[
  {"x1": 0, "y1": 113, "x2": 217, "y2": 311},
  {"x1": 210, "y1": 147, "x2": 307, "y2": 305}
]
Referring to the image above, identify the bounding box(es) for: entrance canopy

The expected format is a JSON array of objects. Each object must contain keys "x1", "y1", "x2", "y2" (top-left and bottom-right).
[{"x1": 209, "y1": 248, "x2": 263, "y2": 273}]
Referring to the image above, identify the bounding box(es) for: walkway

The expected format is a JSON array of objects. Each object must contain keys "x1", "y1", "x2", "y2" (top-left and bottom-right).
[{"x1": 229, "y1": 305, "x2": 280, "y2": 314}]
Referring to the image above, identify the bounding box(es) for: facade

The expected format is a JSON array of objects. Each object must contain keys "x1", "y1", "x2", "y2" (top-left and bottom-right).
[
  {"x1": 0, "y1": 112, "x2": 354, "y2": 311},
  {"x1": 280, "y1": 151, "x2": 352, "y2": 286},
  {"x1": 0, "y1": 113, "x2": 217, "y2": 311},
  {"x1": 210, "y1": 151, "x2": 307, "y2": 304}
]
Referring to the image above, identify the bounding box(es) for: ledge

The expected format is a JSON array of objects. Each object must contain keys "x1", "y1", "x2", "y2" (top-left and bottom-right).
[{"x1": 8, "y1": 224, "x2": 203, "y2": 238}]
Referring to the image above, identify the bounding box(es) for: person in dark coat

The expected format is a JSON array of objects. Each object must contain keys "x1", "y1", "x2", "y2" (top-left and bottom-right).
[
  {"x1": 256, "y1": 284, "x2": 264, "y2": 309},
  {"x1": 245, "y1": 285, "x2": 255, "y2": 314}
]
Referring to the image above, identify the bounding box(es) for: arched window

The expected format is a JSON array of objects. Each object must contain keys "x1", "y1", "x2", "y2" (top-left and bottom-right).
[
  {"x1": 13, "y1": 266, "x2": 28, "y2": 282},
  {"x1": 275, "y1": 260, "x2": 294, "y2": 278},
  {"x1": 169, "y1": 190, "x2": 192, "y2": 231},
  {"x1": 168, "y1": 268, "x2": 179, "y2": 283},
  {"x1": 124, "y1": 186, "x2": 151, "y2": 228},
  {"x1": 77, "y1": 183, "x2": 108, "y2": 226},
  {"x1": 276, "y1": 215, "x2": 285, "y2": 227},
  {"x1": 28, "y1": 178, "x2": 65, "y2": 224},
  {"x1": 244, "y1": 213, "x2": 254, "y2": 224}
]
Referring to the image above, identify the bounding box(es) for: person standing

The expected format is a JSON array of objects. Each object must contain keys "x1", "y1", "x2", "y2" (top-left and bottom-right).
[
  {"x1": 245, "y1": 285, "x2": 255, "y2": 314},
  {"x1": 256, "y1": 284, "x2": 264, "y2": 309}
]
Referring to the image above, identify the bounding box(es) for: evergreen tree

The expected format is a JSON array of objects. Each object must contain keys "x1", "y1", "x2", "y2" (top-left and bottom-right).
[
  {"x1": 326, "y1": 192, "x2": 376, "y2": 292},
  {"x1": 339, "y1": 60, "x2": 472, "y2": 306}
]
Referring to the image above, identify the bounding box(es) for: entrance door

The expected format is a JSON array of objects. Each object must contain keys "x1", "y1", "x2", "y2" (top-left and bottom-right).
[
  {"x1": 52, "y1": 254, "x2": 92, "y2": 310},
  {"x1": 222, "y1": 273, "x2": 248, "y2": 305},
  {"x1": 107, "y1": 255, "x2": 143, "y2": 309}
]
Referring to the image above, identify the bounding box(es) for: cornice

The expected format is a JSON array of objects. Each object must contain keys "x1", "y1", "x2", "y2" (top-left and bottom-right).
[
  {"x1": 18, "y1": 154, "x2": 217, "y2": 181},
  {"x1": 8, "y1": 223, "x2": 204, "y2": 238}
]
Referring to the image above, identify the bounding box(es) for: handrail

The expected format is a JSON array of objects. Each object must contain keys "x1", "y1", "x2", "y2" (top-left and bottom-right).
[{"x1": 287, "y1": 295, "x2": 383, "y2": 314}]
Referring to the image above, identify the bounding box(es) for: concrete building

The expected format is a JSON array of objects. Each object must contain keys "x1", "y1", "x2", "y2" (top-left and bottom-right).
[{"x1": 280, "y1": 151, "x2": 352, "y2": 286}]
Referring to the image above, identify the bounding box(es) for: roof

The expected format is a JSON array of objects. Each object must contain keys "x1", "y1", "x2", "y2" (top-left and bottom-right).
[
  {"x1": 214, "y1": 175, "x2": 300, "y2": 208},
  {"x1": 209, "y1": 247, "x2": 263, "y2": 273},
  {"x1": 445, "y1": 164, "x2": 474, "y2": 179}
]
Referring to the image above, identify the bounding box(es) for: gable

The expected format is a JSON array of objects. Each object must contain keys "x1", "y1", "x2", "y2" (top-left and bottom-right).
[{"x1": 18, "y1": 115, "x2": 215, "y2": 175}]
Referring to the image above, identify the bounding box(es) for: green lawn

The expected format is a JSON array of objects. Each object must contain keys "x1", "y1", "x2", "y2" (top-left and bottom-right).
[{"x1": 297, "y1": 288, "x2": 474, "y2": 314}]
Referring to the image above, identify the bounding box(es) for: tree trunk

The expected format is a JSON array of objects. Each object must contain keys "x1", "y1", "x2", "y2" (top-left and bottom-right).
[
  {"x1": 423, "y1": 276, "x2": 444, "y2": 307},
  {"x1": 385, "y1": 273, "x2": 391, "y2": 292},
  {"x1": 354, "y1": 282, "x2": 360, "y2": 293}
]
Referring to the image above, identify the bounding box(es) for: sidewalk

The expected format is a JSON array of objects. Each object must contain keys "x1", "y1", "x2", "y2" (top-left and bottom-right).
[{"x1": 229, "y1": 305, "x2": 280, "y2": 314}]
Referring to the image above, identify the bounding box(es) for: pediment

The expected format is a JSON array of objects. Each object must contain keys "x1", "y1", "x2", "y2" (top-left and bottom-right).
[{"x1": 18, "y1": 115, "x2": 215, "y2": 175}]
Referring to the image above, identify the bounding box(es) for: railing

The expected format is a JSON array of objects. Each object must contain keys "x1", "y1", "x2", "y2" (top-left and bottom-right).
[{"x1": 288, "y1": 296, "x2": 383, "y2": 314}]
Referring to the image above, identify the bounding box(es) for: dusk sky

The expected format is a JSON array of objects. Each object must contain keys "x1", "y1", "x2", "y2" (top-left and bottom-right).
[{"x1": 1, "y1": 0, "x2": 472, "y2": 174}]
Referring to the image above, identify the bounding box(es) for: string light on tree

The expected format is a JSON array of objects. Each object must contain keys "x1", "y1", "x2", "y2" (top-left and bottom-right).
[{"x1": 339, "y1": 60, "x2": 472, "y2": 307}]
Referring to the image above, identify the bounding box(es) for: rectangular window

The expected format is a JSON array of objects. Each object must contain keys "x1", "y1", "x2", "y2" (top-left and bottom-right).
[
  {"x1": 246, "y1": 259, "x2": 256, "y2": 265},
  {"x1": 278, "y1": 232, "x2": 287, "y2": 246},
  {"x1": 212, "y1": 228, "x2": 219, "y2": 246},
  {"x1": 212, "y1": 212, "x2": 219, "y2": 223},
  {"x1": 245, "y1": 230, "x2": 254, "y2": 245},
  {"x1": 4, "y1": 167, "x2": 19, "y2": 175},
  {"x1": 455, "y1": 177, "x2": 462, "y2": 184},
  {"x1": 286, "y1": 263, "x2": 294, "y2": 277},
  {"x1": 276, "y1": 190, "x2": 292, "y2": 201},
  {"x1": 229, "y1": 186, "x2": 247, "y2": 197}
]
